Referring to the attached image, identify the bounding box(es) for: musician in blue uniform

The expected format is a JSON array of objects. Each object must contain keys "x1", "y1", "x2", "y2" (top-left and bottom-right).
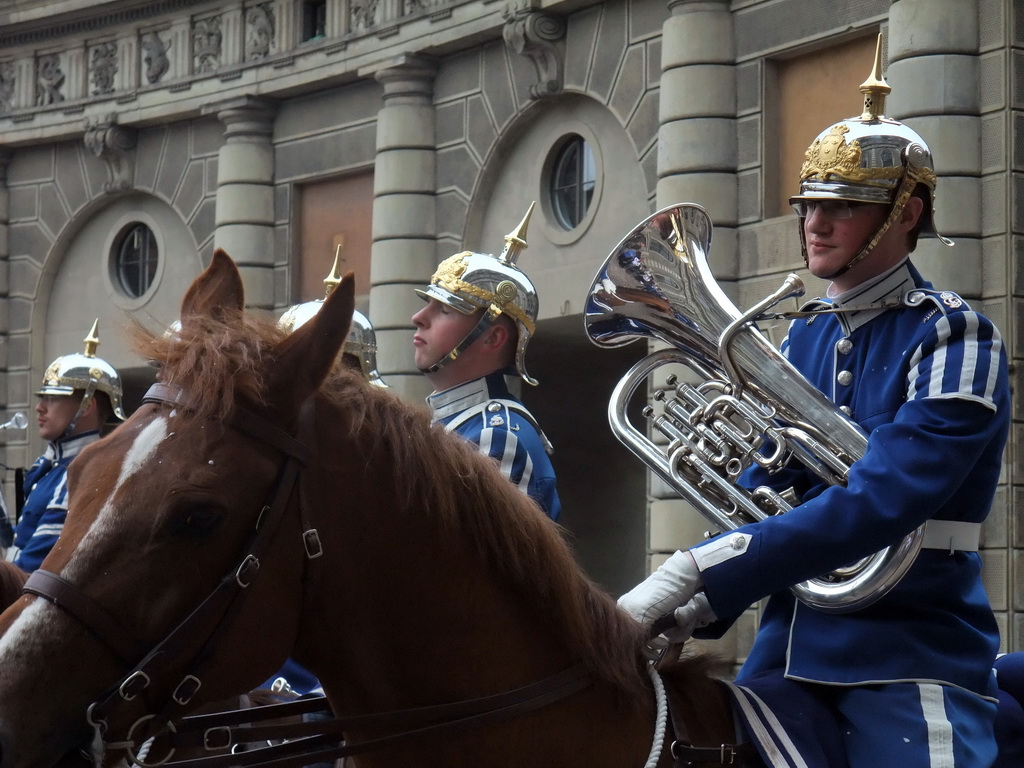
[
  {"x1": 8, "y1": 321, "x2": 126, "y2": 573},
  {"x1": 412, "y1": 203, "x2": 560, "y2": 521},
  {"x1": 618, "y1": 42, "x2": 1009, "y2": 767}
]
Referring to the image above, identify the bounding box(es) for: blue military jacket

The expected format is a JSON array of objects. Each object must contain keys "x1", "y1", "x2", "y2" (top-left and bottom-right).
[
  {"x1": 694, "y1": 261, "x2": 1008, "y2": 696},
  {"x1": 12, "y1": 431, "x2": 101, "y2": 573},
  {"x1": 427, "y1": 371, "x2": 561, "y2": 521}
]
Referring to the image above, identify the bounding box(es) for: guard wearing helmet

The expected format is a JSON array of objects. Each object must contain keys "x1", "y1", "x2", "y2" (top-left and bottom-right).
[
  {"x1": 8, "y1": 320, "x2": 126, "y2": 573},
  {"x1": 412, "y1": 202, "x2": 560, "y2": 521},
  {"x1": 618, "y1": 37, "x2": 1008, "y2": 767},
  {"x1": 279, "y1": 246, "x2": 387, "y2": 387}
]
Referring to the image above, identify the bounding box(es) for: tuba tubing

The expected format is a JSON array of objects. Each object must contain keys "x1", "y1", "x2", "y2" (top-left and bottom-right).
[{"x1": 586, "y1": 203, "x2": 924, "y2": 613}]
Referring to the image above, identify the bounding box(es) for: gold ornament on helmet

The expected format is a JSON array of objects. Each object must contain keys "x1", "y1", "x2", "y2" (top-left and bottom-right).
[
  {"x1": 278, "y1": 242, "x2": 387, "y2": 387},
  {"x1": 415, "y1": 202, "x2": 541, "y2": 385},
  {"x1": 37, "y1": 319, "x2": 127, "y2": 422}
]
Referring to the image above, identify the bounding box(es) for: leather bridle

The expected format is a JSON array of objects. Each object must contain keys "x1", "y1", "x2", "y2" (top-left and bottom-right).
[{"x1": 21, "y1": 382, "x2": 595, "y2": 768}]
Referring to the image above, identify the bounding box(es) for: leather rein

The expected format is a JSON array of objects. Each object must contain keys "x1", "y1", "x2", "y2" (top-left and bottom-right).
[{"x1": 20, "y1": 382, "x2": 594, "y2": 768}]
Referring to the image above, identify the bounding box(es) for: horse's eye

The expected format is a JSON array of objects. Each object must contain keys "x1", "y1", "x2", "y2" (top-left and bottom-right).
[{"x1": 172, "y1": 506, "x2": 225, "y2": 538}]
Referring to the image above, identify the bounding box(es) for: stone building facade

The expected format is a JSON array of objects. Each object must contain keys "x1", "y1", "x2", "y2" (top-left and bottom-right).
[{"x1": 0, "y1": 0, "x2": 1020, "y2": 666}]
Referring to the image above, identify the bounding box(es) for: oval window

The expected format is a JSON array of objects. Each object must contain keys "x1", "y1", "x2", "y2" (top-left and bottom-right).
[
  {"x1": 112, "y1": 223, "x2": 159, "y2": 298},
  {"x1": 549, "y1": 135, "x2": 596, "y2": 230}
]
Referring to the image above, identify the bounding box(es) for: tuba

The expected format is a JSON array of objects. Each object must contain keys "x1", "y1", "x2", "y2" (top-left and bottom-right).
[{"x1": 585, "y1": 203, "x2": 923, "y2": 613}]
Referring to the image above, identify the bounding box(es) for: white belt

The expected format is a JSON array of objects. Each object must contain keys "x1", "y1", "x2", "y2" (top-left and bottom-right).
[{"x1": 920, "y1": 519, "x2": 981, "y2": 553}]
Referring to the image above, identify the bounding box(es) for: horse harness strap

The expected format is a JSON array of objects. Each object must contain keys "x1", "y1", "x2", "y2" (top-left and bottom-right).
[
  {"x1": 22, "y1": 570, "x2": 148, "y2": 667},
  {"x1": 652, "y1": 646, "x2": 758, "y2": 768},
  {"x1": 160, "y1": 663, "x2": 594, "y2": 768}
]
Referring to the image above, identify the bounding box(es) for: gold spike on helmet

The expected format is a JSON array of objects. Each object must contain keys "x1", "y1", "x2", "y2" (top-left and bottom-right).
[
  {"x1": 278, "y1": 244, "x2": 387, "y2": 387},
  {"x1": 37, "y1": 319, "x2": 127, "y2": 423},
  {"x1": 790, "y1": 34, "x2": 951, "y2": 274},
  {"x1": 415, "y1": 202, "x2": 541, "y2": 385}
]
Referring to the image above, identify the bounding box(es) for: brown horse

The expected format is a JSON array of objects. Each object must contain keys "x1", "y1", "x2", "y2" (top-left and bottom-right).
[
  {"x1": 0, "y1": 561, "x2": 26, "y2": 612},
  {"x1": 0, "y1": 251, "x2": 734, "y2": 768}
]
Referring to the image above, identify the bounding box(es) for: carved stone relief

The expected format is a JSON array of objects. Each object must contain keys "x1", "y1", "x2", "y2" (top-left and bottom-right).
[
  {"x1": 141, "y1": 31, "x2": 171, "y2": 84},
  {"x1": 0, "y1": 62, "x2": 14, "y2": 112},
  {"x1": 91, "y1": 42, "x2": 119, "y2": 96},
  {"x1": 84, "y1": 114, "x2": 137, "y2": 193},
  {"x1": 36, "y1": 53, "x2": 65, "y2": 105},
  {"x1": 502, "y1": 2, "x2": 565, "y2": 99},
  {"x1": 245, "y1": 4, "x2": 275, "y2": 61},
  {"x1": 193, "y1": 16, "x2": 223, "y2": 74},
  {"x1": 351, "y1": 0, "x2": 379, "y2": 32}
]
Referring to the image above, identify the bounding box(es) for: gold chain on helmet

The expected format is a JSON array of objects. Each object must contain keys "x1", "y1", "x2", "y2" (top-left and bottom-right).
[{"x1": 429, "y1": 252, "x2": 536, "y2": 335}]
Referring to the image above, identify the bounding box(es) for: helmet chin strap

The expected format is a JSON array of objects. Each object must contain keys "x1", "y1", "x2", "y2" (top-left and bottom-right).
[
  {"x1": 420, "y1": 306, "x2": 503, "y2": 376},
  {"x1": 63, "y1": 381, "x2": 99, "y2": 440}
]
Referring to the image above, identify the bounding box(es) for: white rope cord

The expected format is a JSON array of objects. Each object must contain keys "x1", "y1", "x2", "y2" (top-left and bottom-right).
[{"x1": 643, "y1": 661, "x2": 669, "y2": 768}]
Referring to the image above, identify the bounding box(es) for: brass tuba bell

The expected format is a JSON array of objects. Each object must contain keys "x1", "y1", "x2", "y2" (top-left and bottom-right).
[{"x1": 585, "y1": 203, "x2": 924, "y2": 613}]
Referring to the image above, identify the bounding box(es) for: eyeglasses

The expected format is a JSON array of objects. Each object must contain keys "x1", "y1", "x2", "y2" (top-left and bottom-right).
[{"x1": 790, "y1": 199, "x2": 871, "y2": 220}]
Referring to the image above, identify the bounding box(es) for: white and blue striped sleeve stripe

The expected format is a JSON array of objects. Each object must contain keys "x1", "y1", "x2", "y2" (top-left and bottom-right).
[{"x1": 906, "y1": 311, "x2": 1003, "y2": 411}]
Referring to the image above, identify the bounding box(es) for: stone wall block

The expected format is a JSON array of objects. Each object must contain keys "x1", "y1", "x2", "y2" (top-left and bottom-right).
[
  {"x1": 373, "y1": 149, "x2": 435, "y2": 194},
  {"x1": 658, "y1": 118, "x2": 736, "y2": 172},
  {"x1": 656, "y1": 173, "x2": 737, "y2": 226},
  {"x1": 660, "y1": 65, "x2": 736, "y2": 121},
  {"x1": 650, "y1": 498, "x2": 712, "y2": 551},
  {"x1": 234, "y1": 262, "x2": 275, "y2": 308},
  {"x1": 217, "y1": 143, "x2": 275, "y2": 184},
  {"x1": 902, "y1": 116, "x2": 980, "y2": 176},
  {"x1": 932, "y1": 176, "x2": 981, "y2": 237},
  {"x1": 370, "y1": 282, "x2": 425, "y2": 328},
  {"x1": 888, "y1": 55, "x2": 979, "y2": 118},
  {"x1": 662, "y1": 10, "x2": 734, "y2": 68},
  {"x1": 914, "y1": 236, "x2": 980, "y2": 297},
  {"x1": 372, "y1": 193, "x2": 436, "y2": 240},
  {"x1": 888, "y1": 0, "x2": 979, "y2": 61},
  {"x1": 375, "y1": 105, "x2": 437, "y2": 151},
  {"x1": 214, "y1": 224, "x2": 276, "y2": 268},
  {"x1": 369, "y1": 239, "x2": 437, "y2": 285},
  {"x1": 214, "y1": 183, "x2": 274, "y2": 226}
]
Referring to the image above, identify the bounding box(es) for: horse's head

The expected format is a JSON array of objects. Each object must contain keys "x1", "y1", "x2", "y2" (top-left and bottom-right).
[{"x1": 0, "y1": 250, "x2": 355, "y2": 768}]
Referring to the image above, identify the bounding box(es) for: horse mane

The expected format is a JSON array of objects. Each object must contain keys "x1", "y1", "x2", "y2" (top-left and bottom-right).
[
  {"x1": 0, "y1": 561, "x2": 27, "y2": 611},
  {"x1": 131, "y1": 312, "x2": 652, "y2": 696}
]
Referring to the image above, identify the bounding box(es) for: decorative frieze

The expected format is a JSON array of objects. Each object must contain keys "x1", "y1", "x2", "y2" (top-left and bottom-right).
[
  {"x1": 141, "y1": 31, "x2": 171, "y2": 84},
  {"x1": 36, "y1": 54, "x2": 66, "y2": 106},
  {"x1": 90, "y1": 42, "x2": 119, "y2": 96},
  {"x1": 245, "y1": 4, "x2": 275, "y2": 61},
  {"x1": 193, "y1": 15, "x2": 223, "y2": 74}
]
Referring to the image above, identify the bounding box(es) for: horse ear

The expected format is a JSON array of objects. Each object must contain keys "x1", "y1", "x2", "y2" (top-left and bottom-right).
[
  {"x1": 180, "y1": 249, "x2": 245, "y2": 323},
  {"x1": 271, "y1": 272, "x2": 356, "y2": 403}
]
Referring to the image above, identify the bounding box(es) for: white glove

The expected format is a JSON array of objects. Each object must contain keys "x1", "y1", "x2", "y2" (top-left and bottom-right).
[
  {"x1": 617, "y1": 550, "x2": 703, "y2": 630},
  {"x1": 662, "y1": 592, "x2": 718, "y2": 643}
]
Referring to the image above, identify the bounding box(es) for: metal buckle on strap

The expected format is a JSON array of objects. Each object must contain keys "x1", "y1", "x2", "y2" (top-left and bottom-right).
[
  {"x1": 235, "y1": 554, "x2": 260, "y2": 587},
  {"x1": 204, "y1": 726, "x2": 233, "y2": 751},
  {"x1": 303, "y1": 528, "x2": 323, "y2": 559},
  {"x1": 172, "y1": 674, "x2": 202, "y2": 705},
  {"x1": 119, "y1": 670, "x2": 151, "y2": 701}
]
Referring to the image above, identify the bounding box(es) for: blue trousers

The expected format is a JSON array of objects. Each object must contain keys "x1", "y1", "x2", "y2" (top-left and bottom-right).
[{"x1": 731, "y1": 671, "x2": 997, "y2": 768}]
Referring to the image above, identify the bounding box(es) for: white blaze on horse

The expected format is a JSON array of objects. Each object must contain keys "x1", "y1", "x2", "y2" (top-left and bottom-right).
[{"x1": 0, "y1": 251, "x2": 736, "y2": 768}]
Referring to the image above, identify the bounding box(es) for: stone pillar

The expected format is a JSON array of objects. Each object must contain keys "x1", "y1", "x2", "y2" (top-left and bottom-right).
[
  {"x1": 0, "y1": 150, "x2": 20, "y2": 520},
  {"x1": 887, "y1": 0, "x2": 980, "y2": 293},
  {"x1": 205, "y1": 96, "x2": 278, "y2": 309},
  {"x1": 652, "y1": 0, "x2": 740, "y2": 662},
  {"x1": 368, "y1": 54, "x2": 437, "y2": 403}
]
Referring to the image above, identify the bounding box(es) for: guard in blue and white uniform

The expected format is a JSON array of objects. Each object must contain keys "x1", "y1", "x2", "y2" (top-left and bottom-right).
[
  {"x1": 412, "y1": 203, "x2": 560, "y2": 521},
  {"x1": 9, "y1": 321, "x2": 126, "y2": 573},
  {"x1": 618, "y1": 41, "x2": 1009, "y2": 767}
]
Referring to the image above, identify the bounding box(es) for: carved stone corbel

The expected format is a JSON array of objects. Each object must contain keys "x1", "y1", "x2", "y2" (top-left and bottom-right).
[
  {"x1": 84, "y1": 115, "x2": 137, "y2": 193},
  {"x1": 502, "y1": 1, "x2": 565, "y2": 99}
]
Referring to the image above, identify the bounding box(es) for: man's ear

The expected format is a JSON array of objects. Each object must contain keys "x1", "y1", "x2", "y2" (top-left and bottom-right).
[
  {"x1": 482, "y1": 321, "x2": 510, "y2": 351},
  {"x1": 901, "y1": 194, "x2": 925, "y2": 229}
]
